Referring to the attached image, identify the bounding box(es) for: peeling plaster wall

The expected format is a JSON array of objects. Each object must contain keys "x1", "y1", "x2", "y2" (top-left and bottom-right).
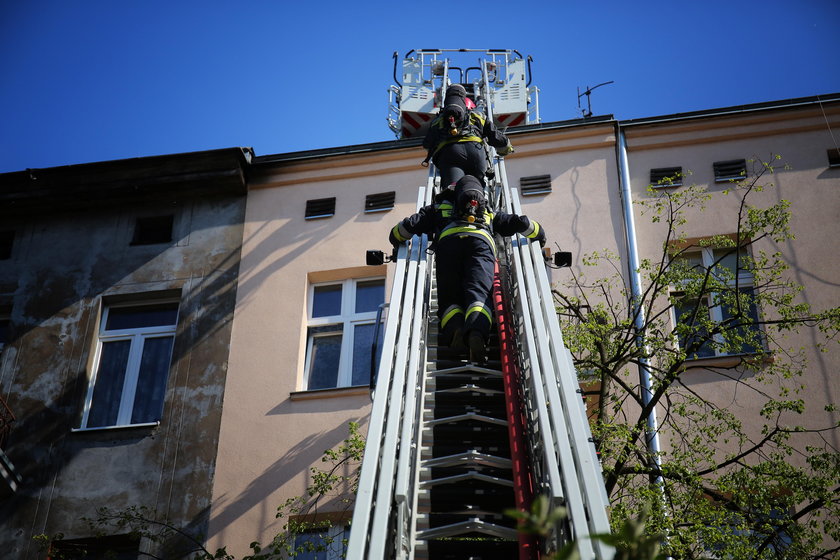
[{"x1": 0, "y1": 191, "x2": 246, "y2": 558}]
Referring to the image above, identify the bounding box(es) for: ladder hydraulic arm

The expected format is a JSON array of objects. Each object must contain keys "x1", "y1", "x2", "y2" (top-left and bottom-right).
[
  {"x1": 349, "y1": 49, "x2": 612, "y2": 559},
  {"x1": 348, "y1": 166, "x2": 613, "y2": 559}
]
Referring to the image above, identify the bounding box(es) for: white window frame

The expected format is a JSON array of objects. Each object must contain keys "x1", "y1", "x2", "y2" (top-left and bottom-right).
[
  {"x1": 78, "y1": 300, "x2": 179, "y2": 430},
  {"x1": 303, "y1": 277, "x2": 385, "y2": 391},
  {"x1": 671, "y1": 246, "x2": 759, "y2": 359}
]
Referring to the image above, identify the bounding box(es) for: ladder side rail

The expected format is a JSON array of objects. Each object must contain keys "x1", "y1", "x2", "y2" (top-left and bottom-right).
[
  {"x1": 498, "y1": 168, "x2": 594, "y2": 557},
  {"x1": 347, "y1": 185, "x2": 429, "y2": 558},
  {"x1": 367, "y1": 182, "x2": 434, "y2": 559},
  {"x1": 367, "y1": 234, "x2": 423, "y2": 559},
  {"x1": 348, "y1": 240, "x2": 412, "y2": 558},
  {"x1": 508, "y1": 186, "x2": 612, "y2": 532},
  {"x1": 497, "y1": 216, "x2": 565, "y2": 497},
  {"x1": 507, "y1": 182, "x2": 613, "y2": 559},
  {"x1": 393, "y1": 235, "x2": 431, "y2": 560},
  {"x1": 509, "y1": 233, "x2": 595, "y2": 559}
]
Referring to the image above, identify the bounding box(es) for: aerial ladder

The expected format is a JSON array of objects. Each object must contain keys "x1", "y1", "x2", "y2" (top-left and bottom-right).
[{"x1": 349, "y1": 50, "x2": 613, "y2": 559}]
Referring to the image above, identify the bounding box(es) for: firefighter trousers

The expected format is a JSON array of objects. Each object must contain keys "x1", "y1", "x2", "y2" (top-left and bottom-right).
[{"x1": 435, "y1": 235, "x2": 495, "y2": 346}]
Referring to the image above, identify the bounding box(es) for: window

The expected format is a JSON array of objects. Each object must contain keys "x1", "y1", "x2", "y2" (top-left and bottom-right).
[
  {"x1": 0, "y1": 310, "x2": 8, "y2": 352},
  {"x1": 304, "y1": 278, "x2": 385, "y2": 390},
  {"x1": 305, "y1": 197, "x2": 337, "y2": 220},
  {"x1": 0, "y1": 230, "x2": 14, "y2": 260},
  {"x1": 713, "y1": 159, "x2": 747, "y2": 182},
  {"x1": 131, "y1": 215, "x2": 174, "y2": 245},
  {"x1": 519, "y1": 174, "x2": 552, "y2": 196},
  {"x1": 293, "y1": 525, "x2": 350, "y2": 559},
  {"x1": 364, "y1": 191, "x2": 396, "y2": 213},
  {"x1": 828, "y1": 148, "x2": 840, "y2": 168},
  {"x1": 650, "y1": 166, "x2": 683, "y2": 188},
  {"x1": 80, "y1": 302, "x2": 179, "y2": 429},
  {"x1": 670, "y1": 246, "x2": 761, "y2": 359},
  {"x1": 50, "y1": 534, "x2": 139, "y2": 559}
]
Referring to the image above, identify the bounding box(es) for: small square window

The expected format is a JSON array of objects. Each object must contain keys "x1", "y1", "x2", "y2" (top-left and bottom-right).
[
  {"x1": 519, "y1": 174, "x2": 552, "y2": 196},
  {"x1": 364, "y1": 191, "x2": 396, "y2": 213},
  {"x1": 131, "y1": 215, "x2": 174, "y2": 245},
  {"x1": 827, "y1": 148, "x2": 840, "y2": 168},
  {"x1": 713, "y1": 159, "x2": 747, "y2": 182},
  {"x1": 650, "y1": 167, "x2": 683, "y2": 188},
  {"x1": 0, "y1": 230, "x2": 14, "y2": 260},
  {"x1": 0, "y1": 317, "x2": 9, "y2": 352},
  {"x1": 306, "y1": 197, "x2": 336, "y2": 220}
]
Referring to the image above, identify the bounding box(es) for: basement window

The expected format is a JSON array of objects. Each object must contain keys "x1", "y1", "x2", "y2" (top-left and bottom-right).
[
  {"x1": 131, "y1": 215, "x2": 174, "y2": 245},
  {"x1": 713, "y1": 159, "x2": 747, "y2": 182},
  {"x1": 305, "y1": 197, "x2": 336, "y2": 220},
  {"x1": 519, "y1": 174, "x2": 552, "y2": 196},
  {"x1": 828, "y1": 148, "x2": 840, "y2": 168},
  {"x1": 650, "y1": 167, "x2": 683, "y2": 188},
  {"x1": 0, "y1": 230, "x2": 14, "y2": 260},
  {"x1": 364, "y1": 191, "x2": 396, "y2": 213},
  {"x1": 49, "y1": 534, "x2": 140, "y2": 559}
]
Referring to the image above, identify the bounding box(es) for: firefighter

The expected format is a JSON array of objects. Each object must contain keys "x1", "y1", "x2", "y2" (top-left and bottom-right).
[
  {"x1": 390, "y1": 175, "x2": 545, "y2": 363},
  {"x1": 422, "y1": 84, "x2": 514, "y2": 190}
]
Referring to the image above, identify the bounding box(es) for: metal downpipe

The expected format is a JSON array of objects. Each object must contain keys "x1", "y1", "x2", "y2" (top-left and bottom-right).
[{"x1": 616, "y1": 126, "x2": 664, "y2": 485}]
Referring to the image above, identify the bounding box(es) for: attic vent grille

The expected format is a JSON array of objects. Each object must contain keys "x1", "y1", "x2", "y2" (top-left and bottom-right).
[
  {"x1": 713, "y1": 159, "x2": 747, "y2": 182},
  {"x1": 828, "y1": 148, "x2": 840, "y2": 168},
  {"x1": 519, "y1": 174, "x2": 552, "y2": 196},
  {"x1": 305, "y1": 197, "x2": 336, "y2": 220},
  {"x1": 131, "y1": 215, "x2": 173, "y2": 246},
  {"x1": 365, "y1": 191, "x2": 396, "y2": 213},
  {"x1": 650, "y1": 167, "x2": 683, "y2": 188}
]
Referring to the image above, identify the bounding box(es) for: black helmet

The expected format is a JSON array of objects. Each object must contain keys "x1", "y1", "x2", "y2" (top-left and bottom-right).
[
  {"x1": 445, "y1": 84, "x2": 467, "y2": 98},
  {"x1": 454, "y1": 175, "x2": 486, "y2": 223}
]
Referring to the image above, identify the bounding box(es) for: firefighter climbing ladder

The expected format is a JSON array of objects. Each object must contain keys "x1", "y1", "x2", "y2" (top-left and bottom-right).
[{"x1": 347, "y1": 50, "x2": 613, "y2": 559}]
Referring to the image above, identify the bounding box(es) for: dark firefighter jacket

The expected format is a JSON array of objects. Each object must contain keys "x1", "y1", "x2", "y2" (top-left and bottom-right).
[
  {"x1": 390, "y1": 201, "x2": 544, "y2": 254},
  {"x1": 421, "y1": 110, "x2": 509, "y2": 159}
]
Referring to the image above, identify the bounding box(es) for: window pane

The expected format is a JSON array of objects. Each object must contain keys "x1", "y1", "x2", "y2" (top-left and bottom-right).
[
  {"x1": 355, "y1": 280, "x2": 385, "y2": 313},
  {"x1": 313, "y1": 285, "x2": 342, "y2": 318},
  {"x1": 294, "y1": 527, "x2": 348, "y2": 560},
  {"x1": 720, "y1": 287, "x2": 761, "y2": 355},
  {"x1": 674, "y1": 297, "x2": 715, "y2": 359},
  {"x1": 88, "y1": 340, "x2": 131, "y2": 427},
  {"x1": 672, "y1": 252, "x2": 704, "y2": 271},
  {"x1": 131, "y1": 336, "x2": 174, "y2": 424},
  {"x1": 351, "y1": 322, "x2": 383, "y2": 386},
  {"x1": 308, "y1": 333, "x2": 342, "y2": 390},
  {"x1": 106, "y1": 303, "x2": 178, "y2": 330}
]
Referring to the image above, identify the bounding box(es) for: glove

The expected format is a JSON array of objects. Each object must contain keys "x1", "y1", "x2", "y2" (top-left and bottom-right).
[
  {"x1": 497, "y1": 141, "x2": 514, "y2": 156},
  {"x1": 534, "y1": 229, "x2": 546, "y2": 247},
  {"x1": 389, "y1": 230, "x2": 401, "y2": 248}
]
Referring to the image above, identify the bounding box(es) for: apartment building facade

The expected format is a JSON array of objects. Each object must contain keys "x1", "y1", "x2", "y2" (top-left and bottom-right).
[
  {"x1": 0, "y1": 148, "x2": 251, "y2": 557},
  {"x1": 0, "y1": 94, "x2": 837, "y2": 557}
]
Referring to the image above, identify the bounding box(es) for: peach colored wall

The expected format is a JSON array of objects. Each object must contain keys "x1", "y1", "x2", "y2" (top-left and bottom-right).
[
  {"x1": 624, "y1": 105, "x2": 840, "y2": 451},
  {"x1": 207, "y1": 104, "x2": 840, "y2": 554},
  {"x1": 207, "y1": 124, "x2": 627, "y2": 555}
]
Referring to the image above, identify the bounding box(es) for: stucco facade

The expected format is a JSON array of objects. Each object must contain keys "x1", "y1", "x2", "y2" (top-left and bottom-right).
[
  {"x1": 0, "y1": 148, "x2": 250, "y2": 558},
  {"x1": 0, "y1": 93, "x2": 837, "y2": 558}
]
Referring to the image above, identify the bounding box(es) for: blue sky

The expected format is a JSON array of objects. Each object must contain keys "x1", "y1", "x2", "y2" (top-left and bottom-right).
[{"x1": 2, "y1": 1, "x2": 839, "y2": 173}]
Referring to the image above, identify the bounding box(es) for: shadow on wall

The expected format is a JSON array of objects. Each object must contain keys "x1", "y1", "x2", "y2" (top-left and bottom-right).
[
  {"x1": 206, "y1": 417, "x2": 365, "y2": 546},
  {"x1": 0, "y1": 197, "x2": 247, "y2": 548}
]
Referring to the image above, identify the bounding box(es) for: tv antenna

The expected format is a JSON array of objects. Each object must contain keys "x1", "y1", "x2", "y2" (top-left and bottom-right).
[{"x1": 577, "y1": 81, "x2": 614, "y2": 118}]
